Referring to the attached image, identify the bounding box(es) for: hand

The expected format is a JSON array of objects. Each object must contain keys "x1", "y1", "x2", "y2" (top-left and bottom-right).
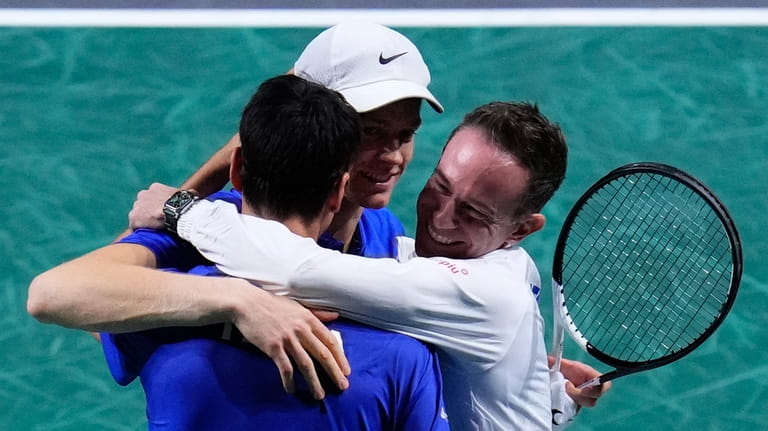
[
  {"x1": 128, "y1": 183, "x2": 182, "y2": 230},
  {"x1": 549, "y1": 356, "x2": 611, "y2": 408},
  {"x1": 232, "y1": 283, "x2": 351, "y2": 400}
]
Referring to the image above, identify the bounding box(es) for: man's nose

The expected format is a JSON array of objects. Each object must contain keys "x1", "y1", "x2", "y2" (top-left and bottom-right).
[
  {"x1": 432, "y1": 198, "x2": 456, "y2": 230},
  {"x1": 379, "y1": 146, "x2": 403, "y2": 165}
]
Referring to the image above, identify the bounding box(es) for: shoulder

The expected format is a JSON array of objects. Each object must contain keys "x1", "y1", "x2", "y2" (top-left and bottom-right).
[
  {"x1": 358, "y1": 207, "x2": 406, "y2": 258},
  {"x1": 207, "y1": 189, "x2": 243, "y2": 210},
  {"x1": 360, "y1": 207, "x2": 405, "y2": 233},
  {"x1": 479, "y1": 246, "x2": 541, "y2": 292},
  {"x1": 329, "y1": 320, "x2": 434, "y2": 363},
  {"x1": 118, "y1": 227, "x2": 174, "y2": 247},
  {"x1": 334, "y1": 322, "x2": 441, "y2": 398},
  {"x1": 460, "y1": 247, "x2": 542, "y2": 330},
  {"x1": 119, "y1": 229, "x2": 206, "y2": 270}
]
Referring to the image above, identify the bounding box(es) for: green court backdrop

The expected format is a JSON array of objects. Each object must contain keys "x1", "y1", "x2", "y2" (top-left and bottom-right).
[{"x1": 1, "y1": 26, "x2": 766, "y2": 430}]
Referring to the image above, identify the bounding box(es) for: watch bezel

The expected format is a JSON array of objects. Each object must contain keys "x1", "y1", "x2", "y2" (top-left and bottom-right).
[{"x1": 163, "y1": 190, "x2": 199, "y2": 233}]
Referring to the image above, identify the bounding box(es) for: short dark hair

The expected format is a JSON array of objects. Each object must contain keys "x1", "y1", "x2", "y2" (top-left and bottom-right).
[
  {"x1": 450, "y1": 101, "x2": 567, "y2": 218},
  {"x1": 238, "y1": 75, "x2": 361, "y2": 221}
]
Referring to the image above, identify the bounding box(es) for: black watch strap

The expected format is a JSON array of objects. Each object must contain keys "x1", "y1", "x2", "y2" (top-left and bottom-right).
[{"x1": 163, "y1": 190, "x2": 199, "y2": 233}]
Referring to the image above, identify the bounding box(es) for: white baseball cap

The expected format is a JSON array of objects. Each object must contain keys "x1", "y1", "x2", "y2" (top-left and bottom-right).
[{"x1": 294, "y1": 21, "x2": 444, "y2": 114}]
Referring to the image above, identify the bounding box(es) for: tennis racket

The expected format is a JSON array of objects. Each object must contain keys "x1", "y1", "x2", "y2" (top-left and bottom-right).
[{"x1": 549, "y1": 162, "x2": 742, "y2": 397}]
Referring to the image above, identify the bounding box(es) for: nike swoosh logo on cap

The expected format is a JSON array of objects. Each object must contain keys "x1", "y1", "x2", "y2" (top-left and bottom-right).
[{"x1": 379, "y1": 51, "x2": 408, "y2": 64}]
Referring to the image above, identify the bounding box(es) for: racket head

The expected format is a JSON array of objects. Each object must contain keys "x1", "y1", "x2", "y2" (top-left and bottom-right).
[{"x1": 552, "y1": 162, "x2": 742, "y2": 374}]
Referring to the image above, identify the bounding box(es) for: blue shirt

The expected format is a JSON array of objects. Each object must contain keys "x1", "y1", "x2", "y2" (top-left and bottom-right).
[{"x1": 103, "y1": 191, "x2": 447, "y2": 430}]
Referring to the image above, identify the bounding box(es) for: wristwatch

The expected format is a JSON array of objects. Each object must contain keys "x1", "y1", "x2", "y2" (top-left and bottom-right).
[{"x1": 163, "y1": 190, "x2": 199, "y2": 233}]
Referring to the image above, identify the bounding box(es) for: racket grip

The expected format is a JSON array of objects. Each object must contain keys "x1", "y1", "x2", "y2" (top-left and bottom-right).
[{"x1": 576, "y1": 376, "x2": 602, "y2": 390}]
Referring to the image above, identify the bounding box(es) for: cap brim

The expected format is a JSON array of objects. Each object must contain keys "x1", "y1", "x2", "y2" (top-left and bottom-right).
[{"x1": 340, "y1": 81, "x2": 444, "y2": 114}]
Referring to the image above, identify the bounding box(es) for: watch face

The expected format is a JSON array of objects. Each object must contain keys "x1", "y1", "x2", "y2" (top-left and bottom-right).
[
  {"x1": 167, "y1": 191, "x2": 192, "y2": 208},
  {"x1": 164, "y1": 191, "x2": 197, "y2": 233}
]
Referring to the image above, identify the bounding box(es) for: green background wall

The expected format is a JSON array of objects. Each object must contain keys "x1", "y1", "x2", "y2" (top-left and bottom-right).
[{"x1": 2, "y1": 26, "x2": 766, "y2": 430}]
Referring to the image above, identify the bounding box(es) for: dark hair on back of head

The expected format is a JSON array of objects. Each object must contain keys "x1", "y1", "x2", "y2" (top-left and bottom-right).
[{"x1": 239, "y1": 74, "x2": 361, "y2": 221}]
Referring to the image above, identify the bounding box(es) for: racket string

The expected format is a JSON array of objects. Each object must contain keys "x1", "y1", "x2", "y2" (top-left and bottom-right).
[{"x1": 561, "y1": 172, "x2": 735, "y2": 363}]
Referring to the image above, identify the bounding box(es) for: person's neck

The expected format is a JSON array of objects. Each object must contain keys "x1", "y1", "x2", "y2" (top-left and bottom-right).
[
  {"x1": 241, "y1": 204, "x2": 323, "y2": 241},
  {"x1": 326, "y1": 198, "x2": 364, "y2": 252}
]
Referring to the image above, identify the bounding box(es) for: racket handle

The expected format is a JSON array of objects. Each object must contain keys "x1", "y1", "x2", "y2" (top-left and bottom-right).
[{"x1": 576, "y1": 376, "x2": 602, "y2": 390}]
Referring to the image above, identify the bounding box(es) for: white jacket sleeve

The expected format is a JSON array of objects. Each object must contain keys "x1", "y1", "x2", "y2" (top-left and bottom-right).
[
  {"x1": 177, "y1": 200, "x2": 529, "y2": 366},
  {"x1": 176, "y1": 199, "x2": 327, "y2": 287},
  {"x1": 550, "y1": 369, "x2": 579, "y2": 430}
]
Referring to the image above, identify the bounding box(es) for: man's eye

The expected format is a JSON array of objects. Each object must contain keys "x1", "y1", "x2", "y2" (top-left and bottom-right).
[{"x1": 461, "y1": 205, "x2": 490, "y2": 223}]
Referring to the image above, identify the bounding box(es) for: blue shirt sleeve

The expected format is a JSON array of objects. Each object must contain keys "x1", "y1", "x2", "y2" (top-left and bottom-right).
[
  {"x1": 116, "y1": 189, "x2": 244, "y2": 270},
  {"x1": 118, "y1": 229, "x2": 205, "y2": 271}
]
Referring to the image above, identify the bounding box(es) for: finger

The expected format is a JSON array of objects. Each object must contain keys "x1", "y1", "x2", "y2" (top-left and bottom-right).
[
  {"x1": 271, "y1": 350, "x2": 296, "y2": 395},
  {"x1": 327, "y1": 329, "x2": 350, "y2": 377},
  {"x1": 302, "y1": 327, "x2": 350, "y2": 390},
  {"x1": 287, "y1": 337, "x2": 325, "y2": 400},
  {"x1": 302, "y1": 312, "x2": 349, "y2": 377},
  {"x1": 581, "y1": 381, "x2": 610, "y2": 398},
  {"x1": 310, "y1": 308, "x2": 339, "y2": 322},
  {"x1": 565, "y1": 381, "x2": 598, "y2": 408},
  {"x1": 313, "y1": 324, "x2": 350, "y2": 377}
]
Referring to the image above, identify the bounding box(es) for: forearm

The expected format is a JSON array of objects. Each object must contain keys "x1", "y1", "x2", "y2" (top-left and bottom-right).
[
  {"x1": 178, "y1": 201, "x2": 513, "y2": 360},
  {"x1": 180, "y1": 133, "x2": 239, "y2": 197},
  {"x1": 177, "y1": 201, "x2": 456, "y2": 317},
  {"x1": 177, "y1": 199, "x2": 326, "y2": 287},
  {"x1": 285, "y1": 253, "x2": 510, "y2": 361},
  {"x1": 27, "y1": 244, "x2": 245, "y2": 333}
]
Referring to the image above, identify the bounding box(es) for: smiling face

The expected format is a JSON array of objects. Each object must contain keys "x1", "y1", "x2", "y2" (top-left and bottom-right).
[
  {"x1": 415, "y1": 126, "x2": 541, "y2": 259},
  {"x1": 345, "y1": 98, "x2": 422, "y2": 209}
]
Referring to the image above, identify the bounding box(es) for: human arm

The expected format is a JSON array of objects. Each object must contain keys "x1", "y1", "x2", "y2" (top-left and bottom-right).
[
  {"x1": 179, "y1": 133, "x2": 239, "y2": 196},
  {"x1": 177, "y1": 200, "x2": 529, "y2": 364},
  {"x1": 127, "y1": 134, "x2": 239, "y2": 231},
  {"x1": 179, "y1": 200, "x2": 609, "y2": 414},
  {"x1": 27, "y1": 241, "x2": 350, "y2": 399},
  {"x1": 27, "y1": 243, "x2": 227, "y2": 332}
]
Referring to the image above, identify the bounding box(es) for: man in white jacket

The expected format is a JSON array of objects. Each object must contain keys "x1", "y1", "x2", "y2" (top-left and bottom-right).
[{"x1": 171, "y1": 101, "x2": 583, "y2": 430}]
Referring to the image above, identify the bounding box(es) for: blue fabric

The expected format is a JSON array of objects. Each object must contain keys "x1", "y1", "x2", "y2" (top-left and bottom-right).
[
  {"x1": 357, "y1": 207, "x2": 406, "y2": 258},
  {"x1": 104, "y1": 191, "x2": 447, "y2": 430},
  {"x1": 315, "y1": 208, "x2": 405, "y2": 258},
  {"x1": 104, "y1": 317, "x2": 448, "y2": 430},
  {"x1": 117, "y1": 190, "x2": 242, "y2": 270}
]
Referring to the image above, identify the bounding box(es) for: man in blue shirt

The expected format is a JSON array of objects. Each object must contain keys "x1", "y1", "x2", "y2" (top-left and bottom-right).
[{"x1": 31, "y1": 74, "x2": 448, "y2": 430}]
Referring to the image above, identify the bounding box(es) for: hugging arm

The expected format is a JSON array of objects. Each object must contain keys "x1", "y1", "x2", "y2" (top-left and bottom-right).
[
  {"x1": 178, "y1": 199, "x2": 531, "y2": 364},
  {"x1": 27, "y1": 239, "x2": 350, "y2": 400},
  {"x1": 128, "y1": 134, "x2": 240, "y2": 231},
  {"x1": 178, "y1": 199, "x2": 611, "y2": 413},
  {"x1": 179, "y1": 133, "x2": 240, "y2": 197}
]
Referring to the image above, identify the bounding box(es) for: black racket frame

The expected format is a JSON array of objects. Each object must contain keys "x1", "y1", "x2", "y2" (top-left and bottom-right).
[{"x1": 551, "y1": 162, "x2": 743, "y2": 382}]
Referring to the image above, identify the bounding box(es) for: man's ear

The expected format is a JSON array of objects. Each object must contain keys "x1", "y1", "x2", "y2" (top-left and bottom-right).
[
  {"x1": 505, "y1": 213, "x2": 545, "y2": 247},
  {"x1": 328, "y1": 172, "x2": 350, "y2": 214},
  {"x1": 229, "y1": 146, "x2": 244, "y2": 192}
]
